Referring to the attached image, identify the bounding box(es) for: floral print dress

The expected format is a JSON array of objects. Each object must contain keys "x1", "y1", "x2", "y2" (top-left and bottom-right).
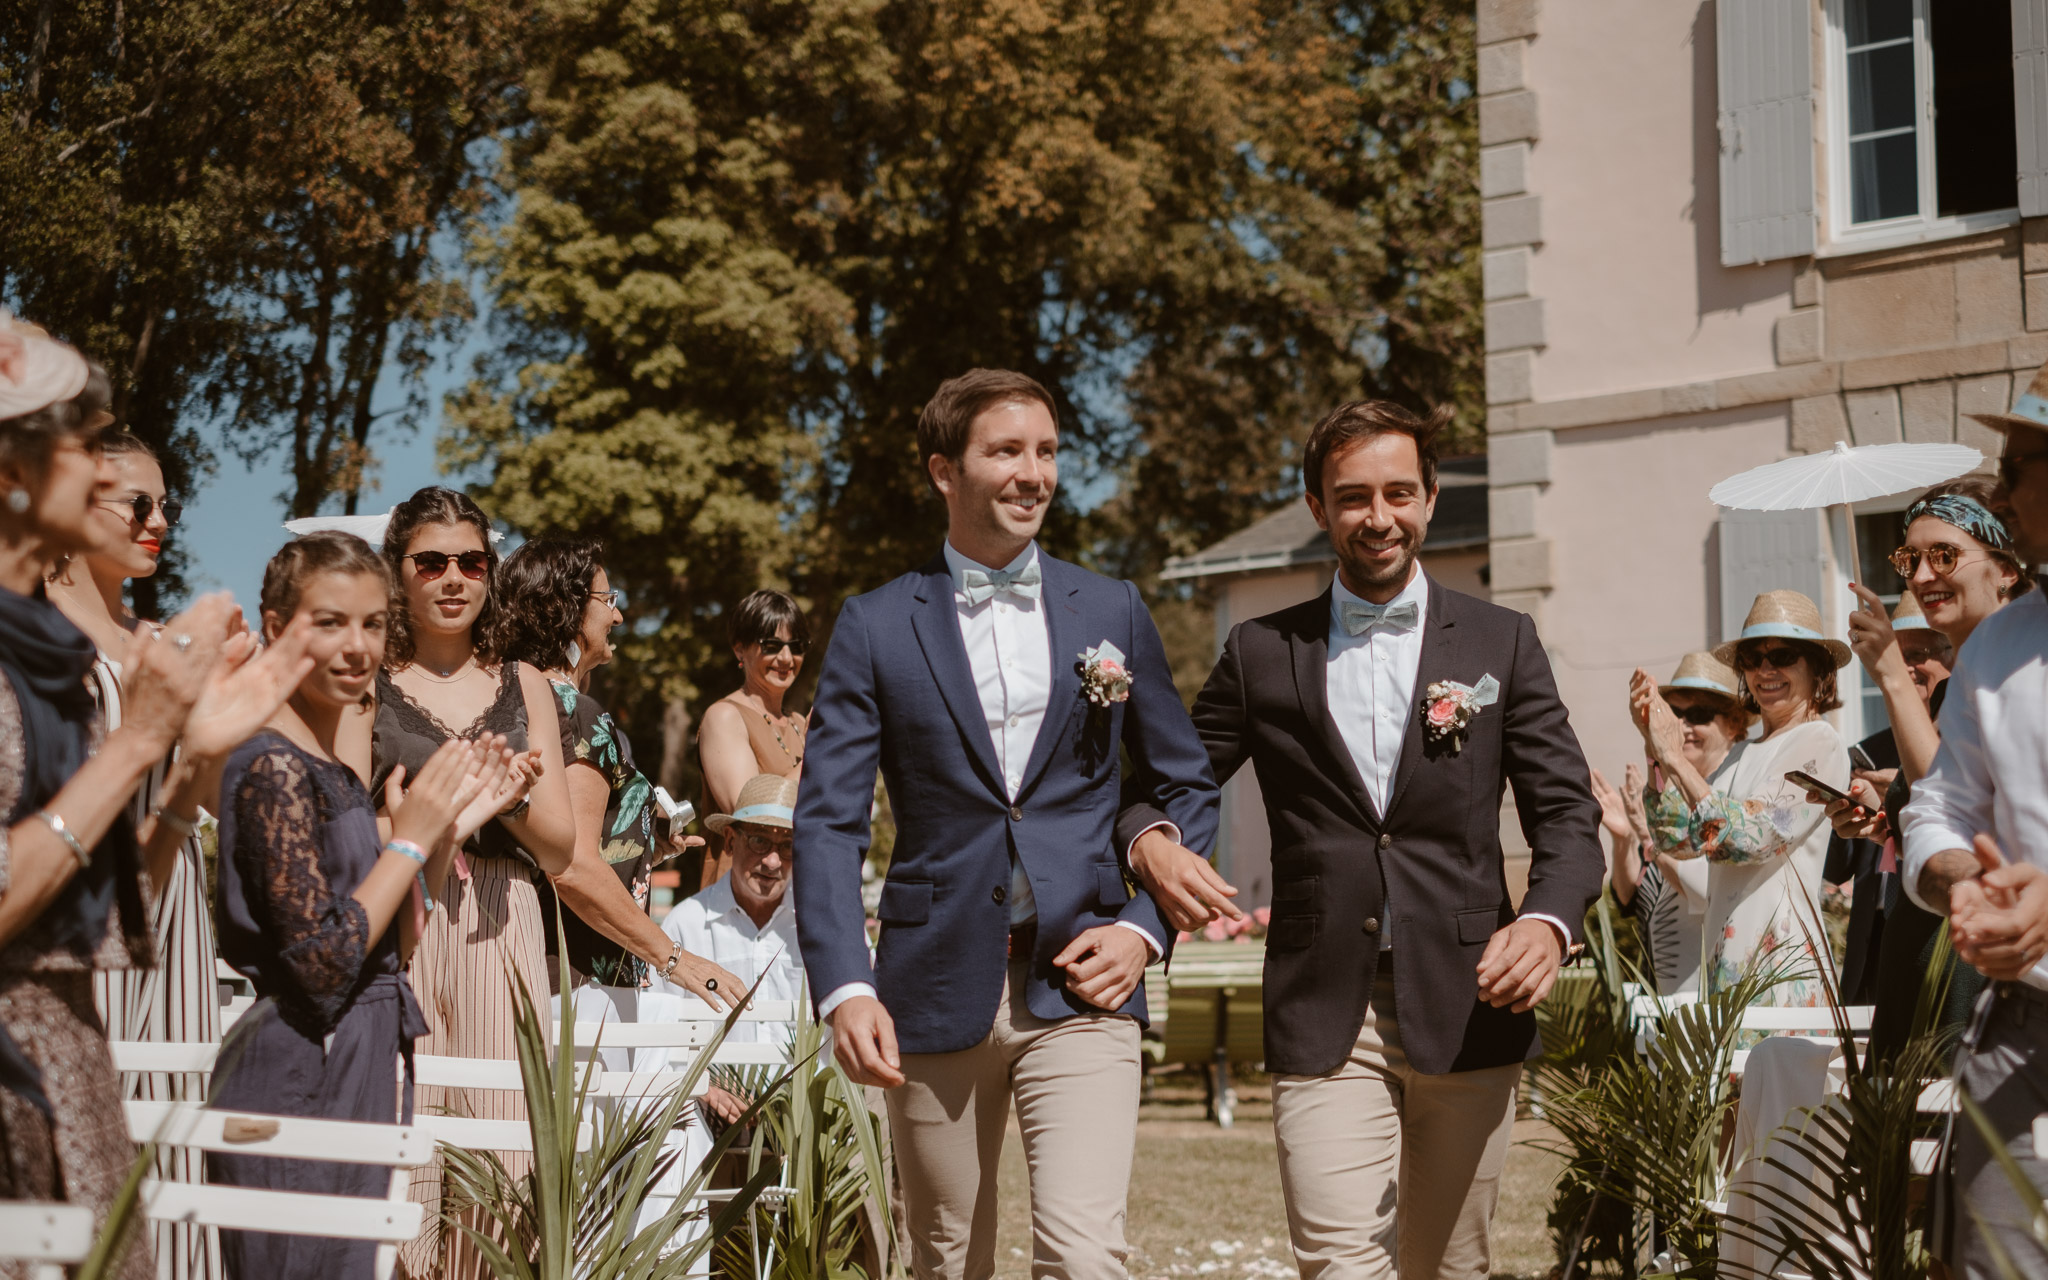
[
  {"x1": 536, "y1": 679, "x2": 658, "y2": 989},
  {"x1": 1648, "y1": 718, "x2": 1847, "y2": 1008}
]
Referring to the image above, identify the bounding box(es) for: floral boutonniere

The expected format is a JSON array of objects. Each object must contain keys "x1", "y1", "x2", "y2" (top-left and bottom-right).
[
  {"x1": 1422, "y1": 674, "x2": 1500, "y2": 754},
  {"x1": 1077, "y1": 640, "x2": 1134, "y2": 707}
]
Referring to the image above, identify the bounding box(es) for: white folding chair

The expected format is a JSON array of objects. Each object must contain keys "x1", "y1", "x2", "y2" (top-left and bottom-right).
[{"x1": 0, "y1": 1203, "x2": 93, "y2": 1280}]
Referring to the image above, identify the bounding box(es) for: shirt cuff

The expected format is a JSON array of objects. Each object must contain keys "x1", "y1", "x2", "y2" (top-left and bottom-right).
[
  {"x1": 1901, "y1": 821, "x2": 1975, "y2": 916},
  {"x1": 1113, "y1": 919, "x2": 1166, "y2": 964},
  {"x1": 1124, "y1": 820, "x2": 1181, "y2": 861},
  {"x1": 1520, "y1": 912, "x2": 1577, "y2": 955},
  {"x1": 817, "y1": 982, "x2": 877, "y2": 1021}
]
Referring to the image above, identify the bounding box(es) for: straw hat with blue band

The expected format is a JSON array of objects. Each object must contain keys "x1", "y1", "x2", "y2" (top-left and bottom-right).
[
  {"x1": 705, "y1": 773, "x2": 799, "y2": 833},
  {"x1": 1966, "y1": 360, "x2": 2048, "y2": 436},
  {"x1": 1658, "y1": 651, "x2": 1742, "y2": 703},
  {"x1": 1710, "y1": 589, "x2": 1854, "y2": 670},
  {"x1": 1891, "y1": 590, "x2": 1937, "y2": 632}
]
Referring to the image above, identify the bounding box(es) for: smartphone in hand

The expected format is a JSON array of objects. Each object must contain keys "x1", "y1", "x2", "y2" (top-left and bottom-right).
[{"x1": 1785, "y1": 769, "x2": 1853, "y2": 805}]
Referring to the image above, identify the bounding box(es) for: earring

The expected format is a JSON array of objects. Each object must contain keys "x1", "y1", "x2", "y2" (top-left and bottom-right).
[{"x1": 5, "y1": 489, "x2": 28, "y2": 514}]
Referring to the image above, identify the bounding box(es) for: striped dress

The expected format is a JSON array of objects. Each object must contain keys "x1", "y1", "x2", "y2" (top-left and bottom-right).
[{"x1": 87, "y1": 653, "x2": 224, "y2": 1280}]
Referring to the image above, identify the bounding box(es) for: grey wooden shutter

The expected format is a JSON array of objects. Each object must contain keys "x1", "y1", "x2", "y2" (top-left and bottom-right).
[
  {"x1": 2018, "y1": 0, "x2": 2048, "y2": 216},
  {"x1": 1717, "y1": 508, "x2": 1826, "y2": 643},
  {"x1": 1717, "y1": 0, "x2": 1817, "y2": 266}
]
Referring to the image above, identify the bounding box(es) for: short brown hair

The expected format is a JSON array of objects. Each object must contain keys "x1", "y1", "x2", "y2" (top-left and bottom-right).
[
  {"x1": 728, "y1": 588, "x2": 810, "y2": 649},
  {"x1": 1735, "y1": 641, "x2": 1842, "y2": 716},
  {"x1": 1301, "y1": 400, "x2": 1450, "y2": 500},
  {"x1": 915, "y1": 369, "x2": 1059, "y2": 479},
  {"x1": 261, "y1": 531, "x2": 391, "y2": 624}
]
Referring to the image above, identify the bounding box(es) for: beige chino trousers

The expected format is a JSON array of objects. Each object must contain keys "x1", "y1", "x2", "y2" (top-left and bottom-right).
[
  {"x1": 1271, "y1": 969, "x2": 1521, "y2": 1280},
  {"x1": 886, "y1": 960, "x2": 1142, "y2": 1280}
]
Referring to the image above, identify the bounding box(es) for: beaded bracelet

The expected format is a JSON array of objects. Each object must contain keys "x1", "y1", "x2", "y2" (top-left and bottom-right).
[{"x1": 385, "y1": 839, "x2": 436, "y2": 913}]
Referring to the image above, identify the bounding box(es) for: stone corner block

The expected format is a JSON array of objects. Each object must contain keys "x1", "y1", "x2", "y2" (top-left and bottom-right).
[
  {"x1": 1900, "y1": 380, "x2": 1956, "y2": 444},
  {"x1": 1957, "y1": 371, "x2": 2015, "y2": 421},
  {"x1": 1482, "y1": 195, "x2": 1542, "y2": 249},
  {"x1": 1480, "y1": 144, "x2": 1531, "y2": 200},
  {"x1": 1478, "y1": 0, "x2": 1539, "y2": 44},
  {"x1": 1789, "y1": 394, "x2": 1850, "y2": 452},
  {"x1": 1482, "y1": 247, "x2": 1531, "y2": 301},
  {"x1": 1486, "y1": 351, "x2": 1535, "y2": 405},
  {"x1": 1489, "y1": 538, "x2": 1554, "y2": 594},
  {"x1": 1487, "y1": 484, "x2": 1539, "y2": 541},
  {"x1": 2024, "y1": 217, "x2": 2048, "y2": 274},
  {"x1": 1845, "y1": 386, "x2": 1904, "y2": 445},
  {"x1": 2027, "y1": 274, "x2": 2048, "y2": 333},
  {"x1": 1488, "y1": 589, "x2": 1548, "y2": 619},
  {"x1": 1775, "y1": 310, "x2": 1822, "y2": 365},
  {"x1": 1487, "y1": 429, "x2": 1553, "y2": 487},
  {"x1": 1485, "y1": 297, "x2": 1546, "y2": 352},
  {"x1": 1479, "y1": 91, "x2": 1539, "y2": 147},
  {"x1": 1791, "y1": 261, "x2": 1822, "y2": 309},
  {"x1": 1477, "y1": 41, "x2": 1527, "y2": 95}
]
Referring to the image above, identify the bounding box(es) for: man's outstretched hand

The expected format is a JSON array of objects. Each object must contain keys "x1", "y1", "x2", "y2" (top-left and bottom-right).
[
  {"x1": 1476, "y1": 918, "x2": 1564, "y2": 1013},
  {"x1": 826, "y1": 995, "x2": 905, "y2": 1088},
  {"x1": 1129, "y1": 826, "x2": 1242, "y2": 933}
]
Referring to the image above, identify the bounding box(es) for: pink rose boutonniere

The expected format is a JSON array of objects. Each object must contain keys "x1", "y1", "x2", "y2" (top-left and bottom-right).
[
  {"x1": 1421, "y1": 674, "x2": 1500, "y2": 755},
  {"x1": 1077, "y1": 640, "x2": 1134, "y2": 707}
]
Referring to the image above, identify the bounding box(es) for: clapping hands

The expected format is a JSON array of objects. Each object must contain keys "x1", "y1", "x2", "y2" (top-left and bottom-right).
[
  {"x1": 1627, "y1": 668, "x2": 1685, "y2": 767},
  {"x1": 384, "y1": 736, "x2": 517, "y2": 854},
  {"x1": 1951, "y1": 834, "x2": 2048, "y2": 980}
]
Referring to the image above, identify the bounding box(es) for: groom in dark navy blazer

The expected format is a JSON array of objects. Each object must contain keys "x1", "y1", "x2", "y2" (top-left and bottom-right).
[{"x1": 793, "y1": 369, "x2": 1218, "y2": 1280}]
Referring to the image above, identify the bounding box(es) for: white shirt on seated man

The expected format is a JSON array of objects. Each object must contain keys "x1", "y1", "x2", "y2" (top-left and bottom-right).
[{"x1": 652, "y1": 772, "x2": 805, "y2": 1122}]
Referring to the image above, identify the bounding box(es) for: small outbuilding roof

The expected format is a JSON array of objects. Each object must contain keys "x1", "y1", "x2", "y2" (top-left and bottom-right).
[{"x1": 1160, "y1": 456, "x2": 1487, "y2": 581}]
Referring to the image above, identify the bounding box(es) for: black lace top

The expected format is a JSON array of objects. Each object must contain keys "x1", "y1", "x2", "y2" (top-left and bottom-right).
[
  {"x1": 215, "y1": 732, "x2": 397, "y2": 1039},
  {"x1": 369, "y1": 663, "x2": 536, "y2": 870}
]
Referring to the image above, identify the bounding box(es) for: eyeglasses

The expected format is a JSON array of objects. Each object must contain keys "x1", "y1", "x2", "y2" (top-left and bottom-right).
[
  {"x1": 590, "y1": 588, "x2": 626, "y2": 610},
  {"x1": 100, "y1": 493, "x2": 182, "y2": 528},
  {"x1": 1888, "y1": 543, "x2": 1981, "y2": 578},
  {"x1": 403, "y1": 550, "x2": 490, "y2": 581},
  {"x1": 731, "y1": 825, "x2": 794, "y2": 853},
  {"x1": 1735, "y1": 645, "x2": 1806, "y2": 672},
  {"x1": 1670, "y1": 703, "x2": 1724, "y2": 727},
  {"x1": 755, "y1": 638, "x2": 809, "y2": 657},
  {"x1": 2000, "y1": 447, "x2": 2048, "y2": 491}
]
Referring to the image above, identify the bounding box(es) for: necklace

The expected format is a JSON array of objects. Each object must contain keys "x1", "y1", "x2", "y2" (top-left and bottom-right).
[
  {"x1": 758, "y1": 709, "x2": 801, "y2": 762},
  {"x1": 413, "y1": 655, "x2": 475, "y2": 683}
]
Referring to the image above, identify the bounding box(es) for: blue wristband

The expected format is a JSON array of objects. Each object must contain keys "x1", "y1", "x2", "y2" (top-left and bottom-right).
[{"x1": 385, "y1": 841, "x2": 435, "y2": 912}]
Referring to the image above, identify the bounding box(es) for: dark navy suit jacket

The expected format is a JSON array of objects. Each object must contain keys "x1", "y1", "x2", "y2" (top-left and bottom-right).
[{"x1": 793, "y1": 548, "x2": 1220, "y2": 1055}]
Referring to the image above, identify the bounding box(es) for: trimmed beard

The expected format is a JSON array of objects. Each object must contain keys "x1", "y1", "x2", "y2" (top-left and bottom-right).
[{"x1": 1336, "y1": 531, "x2": 1419, "y2": 593}]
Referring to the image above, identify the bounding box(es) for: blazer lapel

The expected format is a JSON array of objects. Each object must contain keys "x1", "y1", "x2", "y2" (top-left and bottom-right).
[
  {"x1": 909, "y1": 557, "x2": 1005, "y2": 795},
  {"x1": 1289, "y1": 589, "x2": 1379, "y2": 828},
  {"x1": 1015, "y1": 556, "x2": 1085, "y2": 798},
  {"x1": 1384, "y1": 575, "x2": 1458, "y2": 821}
]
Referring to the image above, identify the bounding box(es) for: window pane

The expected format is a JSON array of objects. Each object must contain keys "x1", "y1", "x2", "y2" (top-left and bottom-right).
[
  {"x1": 1852, "y1": 133, "x2": 1920, "y2": 222},
  {"x1": 1931, "y1": 0, "x2": 2019, "y2": 216},
  {"x1": 1848, "y1": 43, "x2": 1916, "y2": 135},
  {"x1": 1845, "y1": 0, "x2": 1911, "y2": 48}
]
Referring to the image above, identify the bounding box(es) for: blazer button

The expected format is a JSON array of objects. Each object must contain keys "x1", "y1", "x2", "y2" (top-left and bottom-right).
[
  {"x1": 1378, "y1": 833, "x2": 1391, "y2": 850},
  {"x1": 993, "y1": 885, "x2": 1007, "y2": 904},
  {"x1": 1362, "y1": 917, "x2": 1381, "y2": 935},
  {"x1": 1010, "y1": 806, "x2": 1024, "y2": 822}
]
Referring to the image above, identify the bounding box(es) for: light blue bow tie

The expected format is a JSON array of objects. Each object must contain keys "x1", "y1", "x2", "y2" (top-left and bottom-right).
[
  {"x1": 1339, "y1": 598, "x2": 1420, "y2": 636},
  {"x1": 959, "y1": 559, "x2": 1043, "y2": 607}
]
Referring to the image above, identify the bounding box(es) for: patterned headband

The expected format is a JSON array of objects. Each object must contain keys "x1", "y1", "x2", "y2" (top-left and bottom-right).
[{"x1": 1904, "y1": 494, "x2": 2013, "y2": 553}]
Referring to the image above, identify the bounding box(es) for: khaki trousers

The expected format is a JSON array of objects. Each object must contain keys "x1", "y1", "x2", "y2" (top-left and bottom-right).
[
  {"x1": 886, "y1": 961, "x2": 1141, "y2": 1280},
  {"x1": 1271, "y1": 970, "x2": 1520, "y2": 1280}
]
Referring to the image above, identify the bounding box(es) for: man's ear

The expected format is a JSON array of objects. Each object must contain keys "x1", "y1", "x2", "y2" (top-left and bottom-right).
[
  {"x1": 1304, "y1": 490, "x2": 1328, "y2": 533},
  {"x1": 1423, "y1": 482, "x2": 1439, "y2": 522},
  {"x1": 927, "y1": 452, "x2": 955, "y2": 499}
]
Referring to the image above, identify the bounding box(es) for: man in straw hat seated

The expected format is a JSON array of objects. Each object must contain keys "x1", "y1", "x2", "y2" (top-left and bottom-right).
[{"x1": 1900, "y1": 363, "x2": 2048, "y2": 1279}]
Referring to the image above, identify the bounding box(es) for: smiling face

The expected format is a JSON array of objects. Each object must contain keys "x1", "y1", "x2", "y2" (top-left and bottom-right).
[
  {"x1": 727, "y1": 821, "x2": 792, "y2": 918},
  {"x1": 578, "y1": 567, "x2": 621, "y2": 670},
  {"x1": 267, "y1": 569, "x2": 388, "y2": 709},
  {"x1": 1662, "y1": 691, "x2": 1741, "y2": 773},
  {"x1": 399, "y1": 521, "x2": 489, "y2": 643},
  {"x1": 1737, "y1": 641, "x2": 1821, "y2": 721},
  {"x1": 1903, "y1": 515, "x2": 2016, "y2": 641},
  {"x1": 1305, "y1": 430, "x2": 1437, "y2": 603},
  {"x1": 929, "y1": 399, "x2": 1058, "y2": 565},
  {"x1": 736, "y1": 622, "x2": 803, "y2": 696},
  {"x1": 84, "y1": 451, "x2": 168, "y2": 581},
  {"x1": 1896, "y1": 629, "x2": 1954, "y2": 705}
]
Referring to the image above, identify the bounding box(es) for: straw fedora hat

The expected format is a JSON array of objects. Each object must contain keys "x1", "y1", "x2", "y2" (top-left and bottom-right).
[
  {"x1": 705, "y1": 773, "x2": 799, "y2": 834},
  {"x1": 1711, "y1": 589, "x2": 1854, "y2": 669},
  {"x1": 1966, "y1": 357, "x2": 2048, "y2": 437},
  {"x1": 1891, "y1": 590, "x2": 1936, "y2": 632},
  {"x1": 1658, "y1": 651, "x2": 1741, "y2": 702}
]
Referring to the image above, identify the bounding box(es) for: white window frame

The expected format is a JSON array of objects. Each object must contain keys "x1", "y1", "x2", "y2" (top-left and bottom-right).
[{"x1": 1819, "y1": 0, "x2": 2023, "y2": 257}]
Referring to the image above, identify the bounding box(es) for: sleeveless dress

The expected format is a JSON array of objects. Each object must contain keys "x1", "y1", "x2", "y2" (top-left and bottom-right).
[
  {"x1": 370, "y1": 665, "x2": 547, "y2": 1280},
  {"x1": 693, "y1": 694, "x2": 804, "y2": 890},
  {"x1": 208, "y1": 732, "x2": 427, "y2": 1280}
]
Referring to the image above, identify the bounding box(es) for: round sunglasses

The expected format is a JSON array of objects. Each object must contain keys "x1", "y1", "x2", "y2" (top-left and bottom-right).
[
  {"x1": 403, "y1": 550, "x2": 491, "y2": 581},
  {"x1": 100, "y1": 493, "x2": 182, "y2": 528},
  {"x1": 1889, "y1": 542, "x2": 1983, "y2": 579}
]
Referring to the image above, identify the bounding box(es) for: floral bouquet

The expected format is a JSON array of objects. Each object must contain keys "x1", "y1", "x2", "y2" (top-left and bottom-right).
[{"x1": 1077, "y1": 640, "x2": 1134, "y2": 707}]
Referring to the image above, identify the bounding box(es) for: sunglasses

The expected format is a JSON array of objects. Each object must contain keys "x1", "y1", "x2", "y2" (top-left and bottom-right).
[
  {"x1": 590, "y1": 588, "x2": 627, "y2": 610},
  {"x1": 1670, "y1": 703, "x2": 1724, "y2": 727},
  {"x1": 2000, "y1": 447, "x2": 2048, "y2": 491},
  {"x1": 1888, "y1": 543, "x2": 1980, "y2": 578},
  {"x1": 1735, "y1": 645, "x2": 1806, "y2": 672},
  {"x1": 100, "y1": 493, "x2": 182, "y2": 528},
  {"x1": 755, "y1": 638, "x2": 809, "y2": 657},
  {"x1": 404, "y1": 550, "x2": 491, "y2": 581}
]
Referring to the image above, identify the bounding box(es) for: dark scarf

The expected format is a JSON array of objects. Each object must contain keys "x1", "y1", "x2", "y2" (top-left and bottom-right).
[{"x1": 0, "y1": 582, "x2": 141, "y2": 1115}]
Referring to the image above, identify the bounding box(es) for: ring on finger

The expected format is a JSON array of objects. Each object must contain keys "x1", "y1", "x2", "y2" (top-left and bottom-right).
[{"x1": 172, "y1": 633, "x2": 193, "y2": 653}]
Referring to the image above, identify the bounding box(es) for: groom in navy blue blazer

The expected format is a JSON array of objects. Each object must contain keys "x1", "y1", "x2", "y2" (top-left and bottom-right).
[{"x1": 793, "y1": 368, "x2": 1218, "y2": 1280}]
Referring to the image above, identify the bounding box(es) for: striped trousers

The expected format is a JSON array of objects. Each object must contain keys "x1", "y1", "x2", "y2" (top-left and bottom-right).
[{"x1": 400, "y1": 855, "x2": 550, "y2": 1280}]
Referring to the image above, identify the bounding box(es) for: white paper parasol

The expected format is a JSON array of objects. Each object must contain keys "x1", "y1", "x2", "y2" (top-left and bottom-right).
[
  {"x1": 282, "y1": 508, "x2": 504, "y2": 546},
  {"x1": 1708, "y1": 440, "x2": 1982, "y2": 597}
]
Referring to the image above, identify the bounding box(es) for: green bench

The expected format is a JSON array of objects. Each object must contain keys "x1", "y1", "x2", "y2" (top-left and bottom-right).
[{"x1": 1143, "y1": 941, "x2": 1266, "y2": 1126}]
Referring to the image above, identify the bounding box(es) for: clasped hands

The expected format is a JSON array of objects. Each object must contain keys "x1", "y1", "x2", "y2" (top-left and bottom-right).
[{"x1": 1948, "y1": 834, "x2": 2048, "y2": 981}]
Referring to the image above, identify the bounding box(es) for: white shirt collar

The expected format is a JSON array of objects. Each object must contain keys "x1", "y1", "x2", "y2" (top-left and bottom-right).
[
  {"x1": 943, "y1": 540, "x2": 1040, "y2": 595},
  {"x1": 699, "y1": 874, "x2": 792, "y2": 935},
  {"x1": 1329, "y1": 564, "x2": 1429, "y2": 628}
]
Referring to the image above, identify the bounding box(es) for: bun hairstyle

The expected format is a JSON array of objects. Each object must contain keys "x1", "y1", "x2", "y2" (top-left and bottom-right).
[
  {"x1": 381, "y1": 486, "x2": 500, "y2": 668},
  {"x1": 97, "y1": 430, "x2": 159, "y2": 463},
  {"x1": 260, "y1": 531, "x2": 391, "y2": 624},
  {"x1": 489, "y1": 536, "x2": 605, "y2": 671}
]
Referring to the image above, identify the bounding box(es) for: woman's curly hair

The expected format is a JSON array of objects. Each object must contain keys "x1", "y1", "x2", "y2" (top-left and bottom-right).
[
  {"x1": 381, "y1": 486, "x2": 501, "y2": 669},
  {"x1": 489, "y1": 537, "x2": 605, "y2": 671}
]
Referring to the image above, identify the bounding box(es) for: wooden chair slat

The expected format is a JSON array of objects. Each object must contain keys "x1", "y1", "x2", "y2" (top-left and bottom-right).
[
  {"x1": 0, "y1": 1204, "x2": 93, "y2": 1263},
  {"x1": 141, "y1": 1180, "x2": 423, "y2": 1242},
  {"x1": 126, "y1": 1102, "x2": 431, "y2": 1166}
]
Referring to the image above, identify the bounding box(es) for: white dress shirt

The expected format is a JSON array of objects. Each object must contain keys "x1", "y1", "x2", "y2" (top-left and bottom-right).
[
  {"x1": 1902, "y1": 588, "x2": 2048, "y2": 989},
  {"x1": 657, "y1": 876, "x2": 807, "y2": 1044},
  {"x1": 1324, "y1": 567, "x2": 1573, "y2": 952}
]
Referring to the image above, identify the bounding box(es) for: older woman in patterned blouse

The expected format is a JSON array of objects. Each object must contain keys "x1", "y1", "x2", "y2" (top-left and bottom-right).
[{"x1": 1631, "y1": 590, "x2": 1850, "y2": 1008}]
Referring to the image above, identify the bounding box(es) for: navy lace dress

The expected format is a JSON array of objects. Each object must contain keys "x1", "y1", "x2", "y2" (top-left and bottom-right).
[{"x1": 208, "y1": 731, "x2": 426, "y2": 1280}]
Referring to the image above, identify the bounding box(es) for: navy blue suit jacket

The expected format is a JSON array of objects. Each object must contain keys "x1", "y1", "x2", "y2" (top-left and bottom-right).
[{"x1": 793, "y1": 549, "x2": 1220, "y2": 1055}]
